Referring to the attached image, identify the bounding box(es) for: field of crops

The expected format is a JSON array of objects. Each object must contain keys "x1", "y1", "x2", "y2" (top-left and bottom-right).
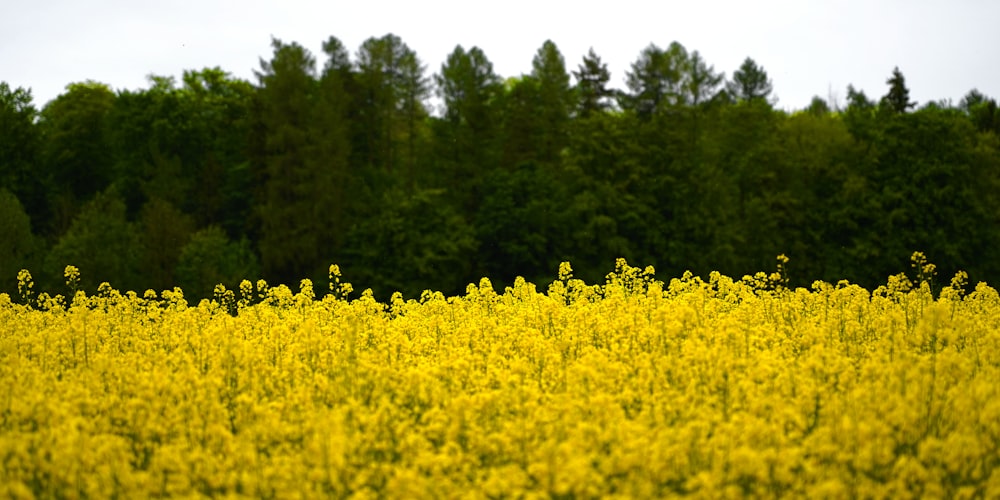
[{"x1": 2, "y1": 257, "x2": 1000, "y2": 498}]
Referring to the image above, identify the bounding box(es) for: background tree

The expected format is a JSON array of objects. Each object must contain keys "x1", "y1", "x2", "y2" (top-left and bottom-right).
[
  {"x1": 138, "y1": 197, "x2": 194, "y2": 293},
  {"x1": 475, "y1": 162, "x2": 569, "y2": 286},
  {"x1": 175, "y1": 226, "x2": 260, "y2": 300},
  {"x1": 881, "y1": 66, "x2": 915, "y2": 114},
  {"x1": 254, "y1": 38, "x2": 324, "y2": 284},
  {"x1": 0, "y1": 84, "x2": 43, "y2": 229},
  {"x1": 37, "y1": 81, "x2": 116, "y2": 235},
  {"x1": 774, "y1": 110, "x2": 859, "y2": 281},
  {"x1": 312, "y1": 36, "x2": 355, "y2": 265},
  {"x1": 397, "y1": 47, "x2": 431, "y2": 189},
  {"x1": 5, "y1": 33, "x2": 1000, "y2": 297},
  {"x1": 354, "y1": 34, "x2": 430, "y2": 187},
  {"x1": 683, "y1": 50, "x2": 723, "y2": 107},
  {"x1": 961, "y1": 89, "x2": 999, "y2": 134},
  {"x1": 726, "y1": 57, "x2": 774, "y2": 104},
  {"x1": 180, "y1": 68, "x2": 257, "y2": 233},
  {"x1": 867, "y1": 106, "x2": 999, "y2": 283},
  {"x1": 498, "y1": 76, "x2": 545, "y2": 168},
  {"x1": 622, "y1": 42, "x2": 689, "y2": 118},
  {"x1": 844, "y1": 84, "x2": 879, "y2": 145},
  {"x1": 530, "y1": 40, "x2": 573, "y2": 164},
  {"x1": 0, "y1": 189, "x2": 40, "y2": 294},
  {"x1": 572, "y1": 48, "x2": 614, "y2": 117},
  {"x1": 107, "y1": 77, "x2": 187, "y2": 216},
  {"x1": 806, "y1": 96, "x2": 831, "y2": 116},
  {"x1": 44, "y1": 188, "x2": 141, "y2": 292},
  {"x1": 343, "y1": 187, "x2": 476, "y2": 298},
  {"x1": 433, "y1": 45, "x2": 503, "y2": 210}
]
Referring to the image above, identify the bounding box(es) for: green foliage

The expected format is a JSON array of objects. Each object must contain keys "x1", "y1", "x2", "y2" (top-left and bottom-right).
[
  {"x1": 572, "y1": 48, "x2": 614, "y2": 117},
  {"x1": 871, "y1": 106, "x2": 999, "y2": 282},
  {"x1": 806, "y1": 96, "x2": 831, "y2": 116},
  {"x1": 344, "y1": 187, "x2": 476, "y2": 298},
  {"x1": 530, "y1": 40, "x2": 573, "y2": 164},
  {"x1": 433, "y1": 45, "x2": 503, "y2": 210},
  {"x1": 475, "y1": 162, "x2": 568, "y2": 286},
  {"x1": 726, "y1": 57, "x2": 774, "y2": 104},
  {"x1": 962, "y1": 89, "x2": 1000, "y2": 134},
  {"x1": 881, "y1": 66, "x2": 915, "y2": 114},
  {"x1": 0, "y1": 84, "x2": 41, "y2": 216},
  {"x1": 175, "y1": 226, "x2": 260, "y2": 300},
  {"x1": 355, "y1": 33, "x2": 430, "y2": 183},
  {"x1": 0, "y1": 189, "x2": 40, "y2": 294},
  {"x1": 622, "y1": 42, "x2": 690, "y2": 118},
  {"x1": 684, "y1": 50, "x2": 724, "y2": 106},
  {"x1": 38, "y1": 81, "x2": 117, "y2": 235},
  {"x1": 255, "y1": 38, "x2": 353, "y2": 285},
  {"x1": 44, "y1": 189, "x2": 141, "y2": 292},
  {"x1": 498, "y1": 76, "x2": 545, "y2": 167},
  {"x1": 255, "y1": 38, "x2": 320, "y2": 283},
  {"x1": 138, "y1": 197, "x2": 195, "y2": 292},
  {"x1": 4, "y1": 36, "x2": 1000, "y2": 297}
]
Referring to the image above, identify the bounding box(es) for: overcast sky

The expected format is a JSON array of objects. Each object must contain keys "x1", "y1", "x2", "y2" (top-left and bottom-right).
[{"x1": 3, "y1": 0, "x2": 998, "y2": 112}]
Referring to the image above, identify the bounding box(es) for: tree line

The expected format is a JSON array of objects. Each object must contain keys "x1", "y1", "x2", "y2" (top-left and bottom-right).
[{"x1": 2, "y1": 34, "x2": 1000, "y2": 299}]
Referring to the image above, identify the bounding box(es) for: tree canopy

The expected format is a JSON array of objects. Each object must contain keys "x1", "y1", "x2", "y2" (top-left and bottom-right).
[{"x1": 2, "y1": 40, "x2": 998, "y2": 299}]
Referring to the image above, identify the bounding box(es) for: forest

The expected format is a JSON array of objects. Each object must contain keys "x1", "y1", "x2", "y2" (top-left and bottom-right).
[{"x1": 2, "y1": 34, "x2": 1000, "y2": 299}]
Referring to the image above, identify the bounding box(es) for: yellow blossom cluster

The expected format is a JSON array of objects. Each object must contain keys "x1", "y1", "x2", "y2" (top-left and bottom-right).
[{"x1": 2, "y1": 258, "x2": 1000, "y2": 498}]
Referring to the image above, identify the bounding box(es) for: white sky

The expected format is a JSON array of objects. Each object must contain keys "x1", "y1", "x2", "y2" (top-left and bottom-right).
[{"x1": 3, "y1": 0, "x2": 999, "y2": 111}]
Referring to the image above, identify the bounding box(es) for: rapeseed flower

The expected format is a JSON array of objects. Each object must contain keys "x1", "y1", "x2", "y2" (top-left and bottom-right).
[{"x1": 1, "y1": 260, "x2": 998, "y2": 497}]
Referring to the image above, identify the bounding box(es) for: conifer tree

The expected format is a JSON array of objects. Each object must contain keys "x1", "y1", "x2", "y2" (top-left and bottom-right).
[
  {"x1": 684, "y1": 50, "x2": 723, "y2": 106},
  {"x1": 531, "y1": 40, "x2": 573, "y2": 164},
  {"x1": 435, "y1": 45, "x2": 502, "y2": 208},
  {"x1": 256, "y1": 38, "x2": 335, "y2": 283},
  {"x1": 623, "y1": 42, "x2": 690, "y2": 118},
  {"x1": 623, "y1": 44, "x2": 667, "y2": 118},
  {"x1": 727, "y1": 57, "x2": 774, "y2": 104},
  {"x1": 355, "y1": 34, "x2": 430, "y2": 185},
  {"x1": 881, "y1": 66, "x2": 915, "y2": 114},
  {"x1": 314, "y1": 36, "x2": 354, "y2": 263},
  {"x1": 572, "y1": 48, "x2": 613, "y2": 117}
]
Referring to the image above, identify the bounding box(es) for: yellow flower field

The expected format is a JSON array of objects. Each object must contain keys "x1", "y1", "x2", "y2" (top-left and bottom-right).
[{"x1": 2, "y1": 257, "x2": 1000, "y2": 499}]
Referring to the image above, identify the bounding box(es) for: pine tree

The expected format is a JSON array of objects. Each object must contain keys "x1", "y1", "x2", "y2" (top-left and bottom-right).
[{"x1": 572, "y1": 48, "x2": 613, "y2": 117}]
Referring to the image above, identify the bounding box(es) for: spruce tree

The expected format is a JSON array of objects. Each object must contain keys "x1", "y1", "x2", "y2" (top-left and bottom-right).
[
  {"x1": 531, "y1": 40, "x2": 572, "y2": 164},
  {"x1": 881, "y1": 66, "x2": 915, "y2": 114}
]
